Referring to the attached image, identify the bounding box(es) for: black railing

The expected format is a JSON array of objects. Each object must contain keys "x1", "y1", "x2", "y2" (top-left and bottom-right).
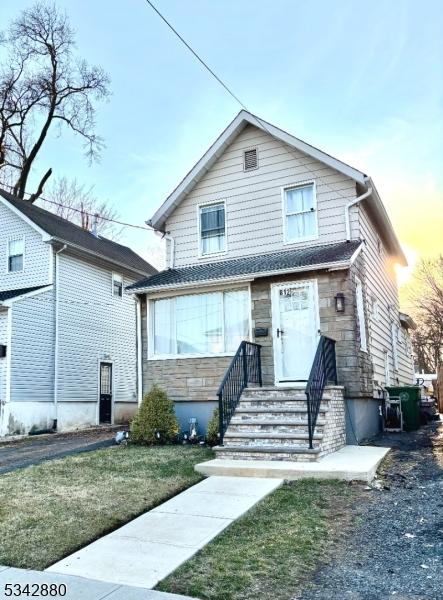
[
  {"x1": 218, "y1": 341, "x2": 262, "y2": 445},
  {"x1": 305, "y1": 336, "x2": 337, "y2": 449}
]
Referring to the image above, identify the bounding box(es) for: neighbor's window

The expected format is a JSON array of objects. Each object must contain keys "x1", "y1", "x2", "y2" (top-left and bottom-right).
[
  {"x1": 152, "y1": 289, "x2": 249, "y2": 357},
  {"x1": 8, "y1": 236, "x2": 24, "y2": 272},
  {"x1": 284, "y1": 183, "x2": 318, "y2": 242},
  {"x1": 112, "y1": 273, "x2": 123, "y2": 297},
  {"x1": 199, "y1": 202, "x2": 226, "y2": 255}
]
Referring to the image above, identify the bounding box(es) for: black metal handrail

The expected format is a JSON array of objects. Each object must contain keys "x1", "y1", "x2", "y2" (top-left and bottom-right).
[
  {"x1": 217, "y1": 341, "x2": 262, "y2": 445},
  {"x1": 305, "y1": 336, "x2": 338, "y2": 449}
]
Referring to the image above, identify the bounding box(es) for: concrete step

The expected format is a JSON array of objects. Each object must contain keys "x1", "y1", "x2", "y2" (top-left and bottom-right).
[
  {"x1": 238, "y1": 398, "x2": 329, "y2": 410},
  {"x1": 233, "y1": 407, "x2": 329, "y2": 417},
  {"x1": 229, "y1": 418, "x2": 326, "y2": 427},
  {"x1": 214, "y1": 445, "x2": 320, "y2": 462},
  {"x1": 227, "y1": 422, "x2": 324, "y2": 435}
]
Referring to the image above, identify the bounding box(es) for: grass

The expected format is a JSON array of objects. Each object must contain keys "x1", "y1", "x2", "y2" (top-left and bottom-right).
[
  {"x1": 157, "y1": 479, "x2": 354, "y2": 600},
  {"x1": 0, "y1": 444, "x2": 212, "y2": 570}
]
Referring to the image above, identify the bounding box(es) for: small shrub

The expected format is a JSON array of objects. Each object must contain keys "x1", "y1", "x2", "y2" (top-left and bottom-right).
[
  {"x1": 131, "y1": 385, "x2": 179, "y2": 445},
  {"x1": 206, "y1": 407, "x2": 220, "y2": 446}
]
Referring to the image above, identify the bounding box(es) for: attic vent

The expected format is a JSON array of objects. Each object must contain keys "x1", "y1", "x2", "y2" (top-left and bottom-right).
[{"x1": 243, "y1": 148, "x2": 258, "y2": 171}]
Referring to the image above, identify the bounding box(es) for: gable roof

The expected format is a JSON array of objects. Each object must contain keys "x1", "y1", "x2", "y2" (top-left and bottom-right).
[
  {"x1": 148, "y1": 110, "x2": 406, "y2": 266},
  {"x1": 0, "y1": 189, "x2": 157, "y2": 277},
  {"x1": 128, "y1": 240, "x2": 362, "y2": 293}
]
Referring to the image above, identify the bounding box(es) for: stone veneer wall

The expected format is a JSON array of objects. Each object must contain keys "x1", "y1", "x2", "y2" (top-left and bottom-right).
[
  {"x1": 139, "y1": 263, "x2": 375, "y2": 434},
  {"x1": 319, "y1": 386, "x2": 346, "y2": 456}
]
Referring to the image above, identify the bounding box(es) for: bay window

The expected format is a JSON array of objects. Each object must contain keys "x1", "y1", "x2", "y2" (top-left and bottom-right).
[
  {"x1": 199, "y1": 202, "x2": 226, "y2": 255},
  {"x1": 283, "y1": 183, "x2": 318, "y2": 242},
  {"x1": 151, "y1": 289, "x2": 249, "y2": 357}
]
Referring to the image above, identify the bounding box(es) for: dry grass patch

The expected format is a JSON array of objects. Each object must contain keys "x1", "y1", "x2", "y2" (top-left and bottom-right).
[{"x1": 0, "y1": 444, "x2": 212, "y2": 570}]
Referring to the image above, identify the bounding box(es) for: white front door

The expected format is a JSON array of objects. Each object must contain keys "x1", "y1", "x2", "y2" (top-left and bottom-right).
[{"x1": 271, "y1": 281, "x2": 320, "y2": 384}]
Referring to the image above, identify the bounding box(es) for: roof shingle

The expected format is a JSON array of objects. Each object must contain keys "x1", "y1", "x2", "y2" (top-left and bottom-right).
[
  {"x1": 128, "y1": 240, "x2": 361, "y2": 292},
  {"x1": 0, "y1": 286, "x2": 49, "y2": 303},
  {"x1": 0, "y1": 189, "x2": 157, "y2": 276}
]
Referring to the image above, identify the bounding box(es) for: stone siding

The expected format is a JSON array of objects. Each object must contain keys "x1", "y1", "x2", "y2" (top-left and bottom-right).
[{"x1": 320, "y1": 386, "x2": 346, "y2": 456}]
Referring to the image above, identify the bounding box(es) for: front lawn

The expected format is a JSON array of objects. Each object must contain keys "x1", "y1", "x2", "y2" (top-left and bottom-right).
[
  {"x1": 157, "y1": 479, "x2": 354, "y2": 600},
  {"x1": 0, "y1": 444, "x2": 212, "y2": 570}
]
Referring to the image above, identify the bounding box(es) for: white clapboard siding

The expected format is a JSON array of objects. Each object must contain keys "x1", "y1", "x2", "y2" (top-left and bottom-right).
[
  {"x1": 0, "y1": 202, "x2": 51, "y2": 291},
  {"x1": 166, "y1": 124, "x2": 359, "y2": 267},
  {"x1": 10, "y1": 289, "x2": 55, "y2": 402},
  {"x1": 358, "y1": 203, "x2": 414, "y2": 386},
  {"x1": 56, "y1": 252, "x2": 138, "y2": 405},
  {"x1": 0, "y1": 310, "x2": 8, "y2": 404}
]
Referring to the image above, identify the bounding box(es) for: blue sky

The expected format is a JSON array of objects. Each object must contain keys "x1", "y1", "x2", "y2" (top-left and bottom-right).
[{"x1": 2, "y1": 0, "x2": 442, "y2": 271}]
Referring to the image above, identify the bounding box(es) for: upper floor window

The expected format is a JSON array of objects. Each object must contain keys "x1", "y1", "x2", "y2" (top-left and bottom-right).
[
  {"x1": 283, "y1": 183, "x2": 318, "y2": 243},
  {"x1": 8, "y1": 236, "x2": 24, "y2": 272},
  {"x1": 112, "y1": 273, "x2": 123, "y2": 297},
  {"x1": 199, "y1": 202, "x2": 226, "y2": 256}
]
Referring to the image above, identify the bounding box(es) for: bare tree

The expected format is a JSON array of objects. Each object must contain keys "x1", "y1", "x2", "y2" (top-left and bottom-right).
[
  {"x1": 408, "y1": 256, "x2": 443, "y2": 373},
  {"x1": 38, "y1": 176, "x2": 122, "y2": 239},
  {"x1": 0, "y1": 2, "x2": 110, "y2": 201}
]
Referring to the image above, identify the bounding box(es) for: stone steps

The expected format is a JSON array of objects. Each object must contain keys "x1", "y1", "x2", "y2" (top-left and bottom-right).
[
  {"x1": 214, "y1": 445, "x2": 320, "y2": 462},
  {"x1": 227, "y1": 421, "x2": 323, "y2": 435}
]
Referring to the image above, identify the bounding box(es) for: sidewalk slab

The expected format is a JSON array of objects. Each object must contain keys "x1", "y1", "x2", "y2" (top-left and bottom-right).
[
  {"x1": 195, "y1": 445, "x2": 390, "y2": 483},
  {"x1": 47, "y1": 476, "x2": 282, "y2": 589},
  {"x1": 0, "y1": 567, "x2": 195, "y2": 600}
]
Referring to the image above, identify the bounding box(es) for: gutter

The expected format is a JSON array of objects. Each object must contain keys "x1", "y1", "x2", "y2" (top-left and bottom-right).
[
  {"x1": 135, "y1": 296, "x2": 143, "y2": 405},
  {"x1": 345, "y1": 185, "x2": 373, "y2": 241}
]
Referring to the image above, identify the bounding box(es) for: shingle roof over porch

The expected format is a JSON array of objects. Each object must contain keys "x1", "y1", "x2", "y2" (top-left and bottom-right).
[
  {"x1": 128, "y1": 240, "x2": 362, "y2": 293},
  {"x1": 0, "y1": 286, "x2": 48, "y2": 303}
]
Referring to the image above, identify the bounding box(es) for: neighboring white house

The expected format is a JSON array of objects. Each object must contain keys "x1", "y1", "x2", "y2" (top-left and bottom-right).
[
  {"x1": 0, "y1": 189, "x2": 156, "y2": 436},
  {"x1": 128, "y1": 110, "x2": 415, "y2": 458}
]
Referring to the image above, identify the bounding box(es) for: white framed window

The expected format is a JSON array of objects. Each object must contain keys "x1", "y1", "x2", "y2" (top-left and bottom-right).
[
  {"x1": 7, "y1": 236, "x2": 24, "y2": 273},
  {"x1": 198, "y1": 201, "x2": 226, "y2": 256},
  {"x1": 150, "y1": 288, "x2": 250, "y2": 358},
  {"x1": 283, "y1": 182, "x2": 318, "y2": 243},
  {"x1": 355, "y1": 276, "x2": 367, "y2": 352},
  {"x1": 112, "y1": 273, "x2": 123, "y2": 297}
]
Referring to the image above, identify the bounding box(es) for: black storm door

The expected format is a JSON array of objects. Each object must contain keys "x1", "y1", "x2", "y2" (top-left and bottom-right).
[{"x1": 99, "y1": 362, "x2": 113, "y2": 424}]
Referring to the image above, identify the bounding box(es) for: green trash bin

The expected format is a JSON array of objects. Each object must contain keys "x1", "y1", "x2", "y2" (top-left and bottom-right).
[{"x1": 386, "y1": 386, "x2": 421, "y2": 432}]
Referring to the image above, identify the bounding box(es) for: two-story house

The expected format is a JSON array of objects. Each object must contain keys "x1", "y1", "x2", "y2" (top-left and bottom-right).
[
  {"x1": 0, "y1": 189, "x2": 156, "y2": 436},
  {"x1": 128, "y1": 110, "x2": 415, "y2": 461}
]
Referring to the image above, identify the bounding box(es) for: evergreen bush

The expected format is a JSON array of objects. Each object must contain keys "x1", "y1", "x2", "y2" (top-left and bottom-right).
[
  {"x1": 131, "y1": 385, "x2": 179, "y2": 445},
  {"x1": 206, "y1": 407, "x2": 220, "y2": 446}
]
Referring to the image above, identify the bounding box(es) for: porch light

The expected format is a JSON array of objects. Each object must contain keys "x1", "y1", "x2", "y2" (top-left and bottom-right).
[{"x1": 335, "y1": 293, "x2": 345, "y2": 313}]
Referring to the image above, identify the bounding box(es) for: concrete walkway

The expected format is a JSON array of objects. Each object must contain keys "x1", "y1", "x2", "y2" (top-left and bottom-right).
[
  {"x1": 47, "y1": 476, "x2": 282, "y2": 589},
  {"x1": 195, "y1": 445, "x2": 390, "y2": 483},
  {"x1": 0, "y1": 567, "x2": 196, "y2": 600}
]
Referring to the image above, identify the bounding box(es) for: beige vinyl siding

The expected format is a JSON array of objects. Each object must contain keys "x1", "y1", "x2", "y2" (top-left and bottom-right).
[
  {"x1": 358, "y1": 203, "x2": 414, "y2": 387},
  {"x1": 166, "y1": 124, "x2": 360, "y2": 267},
  {"x1": 56, "y1": 252, "x2": 138, "y2": 405},
  {"x1": 0, "y1": 202, "x2": 51, "y2": 291}
]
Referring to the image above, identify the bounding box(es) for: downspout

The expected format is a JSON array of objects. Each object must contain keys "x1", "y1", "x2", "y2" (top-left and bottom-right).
[
  {"x1": 53, "y1": 244, "x2": 67, "y2": 429},
  {"x1": 135, "y1": 295, "x2": 143, "y2": 405},
  {"x1": 345, "y1": 186, "x2": 373, "y2": 241}
]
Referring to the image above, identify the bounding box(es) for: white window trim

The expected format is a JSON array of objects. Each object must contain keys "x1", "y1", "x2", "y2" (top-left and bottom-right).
[
  {"x1": 391, "y1": 321, "x2": 399, "y2": 371},
  {"x1": 6, "y1": 235, "x2": 25, "y2": 274},
  {"x1": 147, "y1": 285, "x2": 252, "y2": 360},
  {"x1": 112, "y1": 272, "x2": 123, "y2": 298},
  {"x1": 197, "y1": 199, "x2": 227, "y2": 259},
  {"x1": 243, "y1": 147, "x2": 259, "y2": 172},
  {"x1": 355, "y1": 276, "x2": 368, "y2": 353},
  {"x1": 281, "y1": 180, "x2": 319, "y2": 245}
]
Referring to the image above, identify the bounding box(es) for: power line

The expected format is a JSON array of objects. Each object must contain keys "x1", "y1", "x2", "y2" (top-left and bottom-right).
[
  {"x1": 144, "y1": 1, "x2": 354, "y2": 206},
  {"x1": 145, "y1": 0, "x2": 247, "y2": 110}
]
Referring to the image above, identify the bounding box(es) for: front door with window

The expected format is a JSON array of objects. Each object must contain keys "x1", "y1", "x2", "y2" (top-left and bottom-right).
[
  {"x1": 271, "y1": 281, "x2": 319, "y2": 384},
  {"x1": 99, "y1": 362, "x2": 113, "y2": 424}
]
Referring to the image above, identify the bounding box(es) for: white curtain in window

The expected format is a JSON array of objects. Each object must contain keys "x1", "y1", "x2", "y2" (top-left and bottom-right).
[
  {"x1": 224, "y1": 290, "x2": 249, "y2": 351},
  {"x1": 154, "y1": 298, "x2": 175, "y2": 355},
  {"x1": 176, "y1": 292, "x2": 223, "y2": 354},
  {"x1": 285, "y1": 185, "x2": 316, "y2": 239},
  {"x1": 9, "y1": 238, "x2": 24, "y2": 256}
]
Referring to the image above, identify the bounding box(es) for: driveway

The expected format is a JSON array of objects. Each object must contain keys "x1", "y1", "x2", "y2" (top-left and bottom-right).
[
  {"x1": 0, "y1": 428, "x2": 119, "y2": 474},
  {"x1": 296, "y1": 420, "x2": 443, "y2": 600}
]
